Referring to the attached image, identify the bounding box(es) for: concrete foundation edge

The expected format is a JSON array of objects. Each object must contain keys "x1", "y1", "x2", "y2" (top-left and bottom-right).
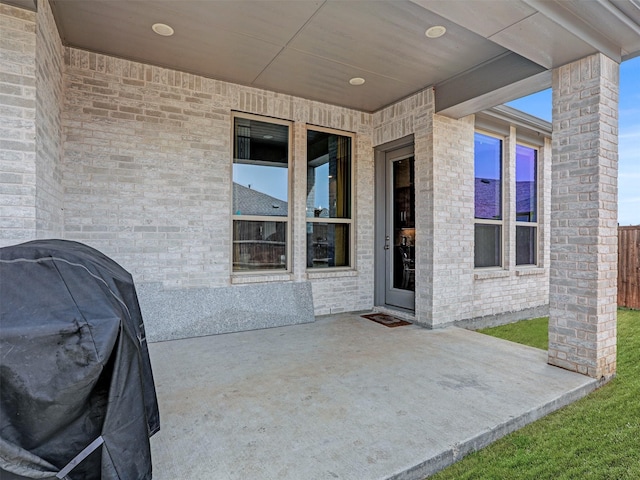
[
  {"x1": 388, "y1": 377, "x2": 599, "y2": 480},
  {"x1": 449, "y1": 304, "x2": 550, "y2": 331}
]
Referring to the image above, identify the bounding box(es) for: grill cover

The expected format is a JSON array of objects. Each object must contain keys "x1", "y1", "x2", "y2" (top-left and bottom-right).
[{"x1": 0, "y1": 240, "x2": 160, "y2": 480}]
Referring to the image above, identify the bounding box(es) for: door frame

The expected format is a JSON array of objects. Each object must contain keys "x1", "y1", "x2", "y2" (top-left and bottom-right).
[{"x1": 374, "y1": 135, "x2": 415, "y2": 311}]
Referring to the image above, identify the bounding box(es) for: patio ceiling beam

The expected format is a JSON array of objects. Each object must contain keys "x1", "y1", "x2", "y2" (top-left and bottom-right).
[
  {"x1": 522, "y1": 0, "x2": 622, "y2": 63},
  {"x1": 434, "y1": 52, "x2": 550, "y2": 119}
]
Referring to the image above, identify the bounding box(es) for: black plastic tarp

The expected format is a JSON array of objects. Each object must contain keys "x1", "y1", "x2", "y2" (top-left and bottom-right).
[{"x1": 0, "y1": 240, "x2": 160, "y2": 480}]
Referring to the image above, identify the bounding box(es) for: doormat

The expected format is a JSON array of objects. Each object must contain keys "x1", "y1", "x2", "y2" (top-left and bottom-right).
[{"x1": 361, "y1": 313, "x2": 412, "y2": 328}]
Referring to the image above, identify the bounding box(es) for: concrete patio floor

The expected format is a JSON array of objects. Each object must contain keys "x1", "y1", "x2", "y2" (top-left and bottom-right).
[{"x1": 148, "y1": 312, "x2": 598, "y2": 480}]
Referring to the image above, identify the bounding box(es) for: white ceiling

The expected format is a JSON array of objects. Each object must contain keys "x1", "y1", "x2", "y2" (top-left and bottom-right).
[{"x1": 12, "y1": 0, "x2": 640, "y2": 115}]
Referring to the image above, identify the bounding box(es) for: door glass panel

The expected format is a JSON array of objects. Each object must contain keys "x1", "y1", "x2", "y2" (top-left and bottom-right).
[{"x1": 392, "y1": 158, "x2": 415, "y2": 291}]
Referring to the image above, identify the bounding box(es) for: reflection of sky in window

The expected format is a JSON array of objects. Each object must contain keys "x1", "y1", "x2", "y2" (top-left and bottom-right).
[
  {"x1": 313, "y1": 163, "x2": 329, "y2": 209},
  {"x1": 233, "y1": 164, "x2": 288, "y2": 201},
  {"x1": 516, "y1": 145, "x2": 536, "y2": 181},
  {"x1": 474, "y1": 134, "x2": 501, "y2": 179}
]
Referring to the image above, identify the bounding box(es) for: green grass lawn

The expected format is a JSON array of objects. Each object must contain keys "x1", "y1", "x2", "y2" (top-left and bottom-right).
[{"x1": 429, "y1": 309, "x2": 640, "y2": 480}]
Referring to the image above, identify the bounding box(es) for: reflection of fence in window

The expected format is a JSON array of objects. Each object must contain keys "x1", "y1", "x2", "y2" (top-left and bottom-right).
[{"x1": 233, "y1": 220, "x2": 286, "y2": 270}]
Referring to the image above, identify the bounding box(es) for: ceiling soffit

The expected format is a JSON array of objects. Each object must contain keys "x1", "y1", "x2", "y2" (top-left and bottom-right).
[
  {"x1": 420, "y1": 0, "x2": 640, "y2": 67},
  {"x1": 40, "y1": 0, "x2": 640, "y2": 114}
]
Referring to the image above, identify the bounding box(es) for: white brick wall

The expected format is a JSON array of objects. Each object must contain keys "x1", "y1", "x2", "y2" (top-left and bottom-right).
[
  {"x1": 63, "y1": 50, "x2": 234, "y2": 289},
  {"x1": 431, "y1": 113, "x2": 476, "y2": 325},
  {"x1": 62, "y1": 46, "x2": 375, "y2": 314},
  {"x1": 0, "y1": 1, "x2": 64, "y2": 246},
  {"x1": 0, "y1": 4, "x2": 36, "y2": 246}
]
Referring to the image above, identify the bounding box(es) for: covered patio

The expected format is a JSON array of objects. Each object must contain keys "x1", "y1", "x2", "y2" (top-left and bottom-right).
[
  {"x1": 3, "y1": 0, "x2": 639, "y2": 382},
  {"x1": 2, "y1": 2, "x2": 640, "y2": 477},
  {"x1": 148, "y1": 313, "x2": 597, "y2": 480}
]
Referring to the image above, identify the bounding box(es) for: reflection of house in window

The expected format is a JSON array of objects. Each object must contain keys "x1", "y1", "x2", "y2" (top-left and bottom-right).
[
  {"x1": 233, "y1": 183, "x2": 288, "y2": 216},
  {"x1": 516, "y1": 181, "x2": 535, "y2": 221},
  {"x1": 475, "y1": 178, "x2": 535, "y2": 220},
  {"x1": 233, "y1": 183, "x2": 287, "y2": 270},
  {"x1": 474, "y1": 179, "x2": 535, "y2": 221},
  {"x1": 474, "y1": 178, "x2": 501, "y2": 220}
]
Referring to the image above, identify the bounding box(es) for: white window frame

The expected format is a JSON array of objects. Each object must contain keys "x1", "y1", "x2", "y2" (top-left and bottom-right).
[
  {"x1": 305, "y1": 125, "x2": 355, "y2": 271},
  {"x1": 231, "y1": 112, "x2": 293, "y2": 275},
  {"x1": 474, "y1": 130, "x2": 505, "y2": 269}
]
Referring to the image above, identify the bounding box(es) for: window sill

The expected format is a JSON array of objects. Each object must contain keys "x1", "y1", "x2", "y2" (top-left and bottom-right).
[
  {"x1": 231, "y1": 273, "x2": 294, "y2": 284},
  {"x1": 306, "y1": 269, "x2": 358, "y2": 279},
  {"x1": 474, "y1": 270, "x2": 509, "y2": 280},
  {"x1": 516, "y1": 267, "x2": 545, "y2": 277}
]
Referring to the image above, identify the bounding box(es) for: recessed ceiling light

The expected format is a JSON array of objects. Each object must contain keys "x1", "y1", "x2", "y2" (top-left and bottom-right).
[
  {"x1": 349, "y1": 77, "x2": 365, "y2": 86},
  {"x1": 263, "y1": 135, "x2": 273, "y2": 139},
  {"x1": 152, "y1": 23, "x2": 174, "y2": 37},
  {"x1": 425, "y1": 25, "x2": 446, "y2": 38}
]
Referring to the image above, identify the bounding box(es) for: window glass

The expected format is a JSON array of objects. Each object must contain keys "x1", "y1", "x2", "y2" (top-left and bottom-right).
[
  {"x1": 307, "y1": 223, "x2": 350, "y2": 268},
  {"x1": 306, "y1": 131, "x2": 351, "y2": 219},
  {"x1": 516, "y1": 145, "x2": 537, "y2": 222},
  {"x1": 474, "y1": 224, "x2": 502, "y2": 268},
  {"x1": 233, "y1": 182, "x2": 287, "y2": 217},
  {"x1": 306, "y1": 129, "x2": 352, "y2": 269},
  {"x1": 516, "y1": 144, "x2": 538, "y2": 266},
  {"x1": 233, "y1": 220, "x2": 286, "y2": 270},
  {"x1": 474, "y1": 133, "x2": 502, "y2": 220},
  {"x1": 474, "y1": 132, "x2": 502, "y2": 268},
  {"x1": 516, "y1": 226, "x2": 537, "y2": 265},
  {"x1": 233, "y1": 118, "x2": 288, "y2": 217},
  {"x1": 232, "y1": 116, "x2": 289, "y2": 272}
]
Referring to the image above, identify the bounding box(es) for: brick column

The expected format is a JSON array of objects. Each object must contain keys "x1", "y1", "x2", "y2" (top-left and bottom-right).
[
  {"x1": 549, "y1": 53, "x2": 618, "y2": 379},
  {"x1": 292, "y1": 121, "x2": 308, "y2": 281}
]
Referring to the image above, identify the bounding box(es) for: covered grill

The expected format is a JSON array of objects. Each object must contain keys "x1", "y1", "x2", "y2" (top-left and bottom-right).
[{"x1": 0, "y1": 240, "x2": 160, "y2": 480}]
